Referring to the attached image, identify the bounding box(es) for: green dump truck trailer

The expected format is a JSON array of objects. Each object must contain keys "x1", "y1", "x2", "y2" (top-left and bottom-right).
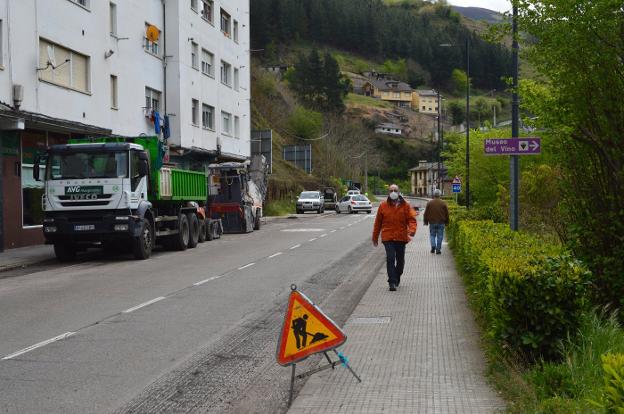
[{"x1": 35, "y1": 136, "x2": 222, "y2": 261}]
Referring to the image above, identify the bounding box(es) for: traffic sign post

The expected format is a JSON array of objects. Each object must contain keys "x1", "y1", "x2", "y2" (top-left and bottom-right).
[
  {"x1": 484, "y1": 138, "x2": 541, "y2": 156},
  {"x1": 277, "y1": 285, "x2": 361, "y2": 407}
]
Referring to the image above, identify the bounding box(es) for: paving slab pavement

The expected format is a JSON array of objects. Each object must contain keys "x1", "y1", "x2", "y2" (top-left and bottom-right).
[
  {"x1": 0, "y1": 244, "x2": 55, "y2": 272},
  {"x1": 288, "y1": 219, "x2": 506, "y2": 414}
]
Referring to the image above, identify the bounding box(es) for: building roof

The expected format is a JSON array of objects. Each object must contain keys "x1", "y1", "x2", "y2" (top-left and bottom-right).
[
  {"x1": 376, "y1": 123, "x2": 403, "y2": 130},
  {"x1": 416, "y1": 89, "x2": 438, "y2": 97},
  {"x1": 370, "y1": 78, "x2": 412, "y2": 93}
]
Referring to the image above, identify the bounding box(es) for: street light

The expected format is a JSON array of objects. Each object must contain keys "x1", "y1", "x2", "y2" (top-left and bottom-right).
[{"x1": 440, "y1": 38, "x2": 470, "y2": 208}]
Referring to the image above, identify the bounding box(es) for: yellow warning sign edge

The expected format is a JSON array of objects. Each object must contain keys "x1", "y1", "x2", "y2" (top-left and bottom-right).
[{"x1": 276, "y1": 290, "x2": 347, "y2": 366}]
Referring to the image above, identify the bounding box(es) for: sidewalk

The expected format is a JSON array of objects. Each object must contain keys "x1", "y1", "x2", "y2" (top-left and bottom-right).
[
  {"x1": 0, "y1": 244, "x2": 55, "y2": 272},
  {"x1": 288, "y1": 220, "x2": 506, "y2": 413}
]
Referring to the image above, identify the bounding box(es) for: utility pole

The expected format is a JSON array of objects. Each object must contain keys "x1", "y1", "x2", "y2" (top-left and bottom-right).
[
  {"x1": 510, "y1": 1, "x2": 520, "y2": 230},
  {"x1": 465, "y1": 36, "x2": 471, "y2": 209},
  {"x1": 364, "y1": 152, "x2": 368, "y2": 194},
  {"x1": 437, "y1": 90, "x2": 442, "y2": 194}
]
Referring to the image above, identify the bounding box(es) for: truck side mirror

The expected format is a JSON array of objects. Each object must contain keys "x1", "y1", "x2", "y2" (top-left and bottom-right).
[{"x1": 33, "y1": 155, "x2": 41, "y2": 181}]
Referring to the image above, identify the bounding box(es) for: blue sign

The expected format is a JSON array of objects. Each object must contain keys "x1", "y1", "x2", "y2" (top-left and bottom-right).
[{"x1": 452, "y1": 183, "x2": 461, "y2": 193}]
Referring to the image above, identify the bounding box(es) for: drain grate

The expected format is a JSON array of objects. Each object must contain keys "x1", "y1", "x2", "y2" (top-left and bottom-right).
[{"x1": 347, "y1": 316, "x2": 392, "y2": 325}]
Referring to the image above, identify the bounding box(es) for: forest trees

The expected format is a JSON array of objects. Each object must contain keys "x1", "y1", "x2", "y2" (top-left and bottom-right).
[{"x1": 288, "y1": 50, "x2": 350, "y2": 113}]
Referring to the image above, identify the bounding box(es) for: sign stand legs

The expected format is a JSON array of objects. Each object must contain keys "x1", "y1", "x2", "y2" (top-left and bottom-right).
[
  {"x1": 288, "y1": 363, "x2": 296, "y2": 407},
  {"x1": 333, "y1": 349, "x2": 362, "y2": 383}
]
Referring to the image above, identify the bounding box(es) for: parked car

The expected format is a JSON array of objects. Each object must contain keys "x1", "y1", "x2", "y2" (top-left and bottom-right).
[
  {"x1": 322, "y1": 187, "x2": 338, "y2": 210},
  {"x1": 346, "y1": 189, "x2": 361, "y2": 196},
  {"x1": 296, "y1": 191, "x2": 325, "y2": 214},
  {"x1": 336, "y1": 194, "x2": 372, "y2": 214}
]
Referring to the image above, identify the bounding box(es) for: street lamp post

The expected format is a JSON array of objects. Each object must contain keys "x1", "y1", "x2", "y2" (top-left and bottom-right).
[{"x1": 441, "y1": 38, "x2": 470, "y2": 208}]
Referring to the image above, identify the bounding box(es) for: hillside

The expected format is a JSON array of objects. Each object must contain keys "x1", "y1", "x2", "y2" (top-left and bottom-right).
[{"x1": 451, "y1": 6, "x2": 504, "y2": 23}]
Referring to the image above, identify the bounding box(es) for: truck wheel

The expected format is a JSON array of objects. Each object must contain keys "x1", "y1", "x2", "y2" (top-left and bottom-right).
[
  {"x1": 187, "y1": 213, "x2": 200, "y2": 248},
  {"x1": 207, "y1": 221, "x2": 214, "y2": 241},
  {"x1": 54, "y1": 243, "x2": 76, "y2": 262},
  {"x1": 172, "y1": 214, "x2": 190, "y2": 251},
  {"x1": 198, "y1": 220, "x2": 207, "y2": 243},
  {"x1": 132, "y1": 218, "x2": 153, "y2": 260},
  {"x1": 253, "y1": 212, "x2": 261, "y2": 230}
]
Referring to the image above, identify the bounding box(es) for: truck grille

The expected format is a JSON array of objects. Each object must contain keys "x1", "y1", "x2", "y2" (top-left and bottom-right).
[{"x1": 61, "y1": 201, "x2": 110, "y2": 207}]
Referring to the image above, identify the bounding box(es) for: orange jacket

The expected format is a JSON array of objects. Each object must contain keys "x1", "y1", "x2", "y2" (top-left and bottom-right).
[{"x1": 372, "y1": 197, "x2": 417, "y2": 243}]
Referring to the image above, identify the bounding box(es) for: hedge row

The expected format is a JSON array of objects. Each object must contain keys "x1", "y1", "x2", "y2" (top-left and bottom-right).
[{"x1": 448, "y1": 215, "x2": 592, "y2": 361}]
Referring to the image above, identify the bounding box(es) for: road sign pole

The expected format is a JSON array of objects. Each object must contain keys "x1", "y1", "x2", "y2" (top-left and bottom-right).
[{"x1": 510, "y1": 1, "x2": 519, "y2": 231}]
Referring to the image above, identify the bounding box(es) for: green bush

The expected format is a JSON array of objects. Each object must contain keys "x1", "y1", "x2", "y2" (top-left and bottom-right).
[
  {"x1": 600, "y1": 353, "x2": 624, "y2": 413},
  {"x1": 449, "y1": 219, "x2": 592, "y2": 361}
]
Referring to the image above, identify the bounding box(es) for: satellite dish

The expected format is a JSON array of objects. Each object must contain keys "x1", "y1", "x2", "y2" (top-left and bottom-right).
[
  {"x1": 47, "y1": 45, "x2": 56, "y2": 68},
  {"x1": 146, "y1": 25, "x2": 160, "y2": 42}
]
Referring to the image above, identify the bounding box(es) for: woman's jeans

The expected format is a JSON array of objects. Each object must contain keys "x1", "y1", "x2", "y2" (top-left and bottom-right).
[{"x1": 429, "y1": 224, "x2": 445, "y2": 252}]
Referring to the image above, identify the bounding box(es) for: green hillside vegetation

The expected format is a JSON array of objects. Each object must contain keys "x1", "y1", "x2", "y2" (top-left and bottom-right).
[{"x1": 345, "y1": 93, "x2": 395, "y2": 109}]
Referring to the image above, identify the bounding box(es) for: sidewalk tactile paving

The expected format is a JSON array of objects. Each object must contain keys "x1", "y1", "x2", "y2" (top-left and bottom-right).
[{"x1": 288, "y1": 222, "x2": 505, "y2": 414}]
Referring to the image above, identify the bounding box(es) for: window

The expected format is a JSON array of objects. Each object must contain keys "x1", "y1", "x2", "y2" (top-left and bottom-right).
[
  {"x1": 201, "y1": 0, "x2": 213, "y2": 22},
  {"x1": 145, "y1": 87, "x2": 161, "y2": 112},
  {"x1": 192, "y1": 99, "x2": 199, "y2": 125},
  {"x1": 393, "y1": 92, "x2": 400, "y2": 98},
  {"x1": 191, "y1": 42, "x2": 198, "y2": 69},
  {"x1": 233, "y1": 20, "x2": 239, "y2": 43},
  {"x1": 110, "y1": 75, "x2": 118, "y2": 109},
  {"x1": 69, "y1": 0, "x2": 90, "y2": 9},
  {"x1": 0, "y1": 20, "x2": 3, "y2": 67},
  {"x1": 201, "y1": 49, "x2": 214, "y2": 76},
  {"x1": 144, "y1": 23, "x2": 159, "y2": 55},
  {"x1": 422, "y1": 106, "x2": 425, "y2": 110},
  {"x1": 234, "y1": 116, "x2": 240, "y2": 138},
  {"x1": 234, "y1": 68, "x2": 239, "y2": 91},
  {"x1": 220, "y1": 60, "x2": 231, "y2": 86},
  {"x1": 109, "y1": 3, "x2": 117, "y2": 36},
  {"x1": 221, "y1": 111, "x2": 231, "y2": 135},
  {"x1": 220, "y1": 9, "x2": 231, "y2": 36},
  {"x1": 39, "y1": 39, "x2": 90, "y2": 93},
  {"x1": 191, "y1": 0, "x2": 198, "y2": 11},
  {"x1": 202, "y1": 104, "x2": 215, "y2": 129}
]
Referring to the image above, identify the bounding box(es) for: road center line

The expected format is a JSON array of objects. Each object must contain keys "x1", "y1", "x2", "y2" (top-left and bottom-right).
[
  {"x1": 290, "y1": 244, "x2": 301, "y2": 250},
  {"x1": 320, "y1": 234, "x2": 327, "y2": 238},
  {"x1": 268, "y1": 252, "x2": 283, "y2": 258},
  {"x1": 308, "y1": 238, "x2": 317, "y2": 242},
  {"x1": 193, "y1": 276, "x2": 222, "y2": 286},
  {"x1": 238, "y1": 263, "x2": 256, "y2": 270},
  {"x1": 330, "y1": 230, "x2": 336, "y2": 233},
  {"x1": 339, "y1": 227, "x2": 345, "y2": 230},
  {"x1": 123, "y1": 297, "x2": 166, "y2": 314},
  {"x1": 2, "y1": 332, "x2": 76, "y2": 361}
]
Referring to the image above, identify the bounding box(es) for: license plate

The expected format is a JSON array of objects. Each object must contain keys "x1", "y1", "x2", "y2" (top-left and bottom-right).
[{"x1": 74, "y1": 224, "x2": 95, "y2": 231}]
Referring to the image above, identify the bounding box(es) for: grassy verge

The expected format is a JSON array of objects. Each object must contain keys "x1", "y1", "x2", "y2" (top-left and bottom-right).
[
  {"x1": 264, "y1": 198, "x2": 296, "y2": 217},
  {"x1": 345, "y1": 93, "x2": 395, "y2": 109}
]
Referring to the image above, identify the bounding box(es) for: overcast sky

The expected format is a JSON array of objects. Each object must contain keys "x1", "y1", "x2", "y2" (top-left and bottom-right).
[{"x1": 448, "y1": 0, "x2": 512, "y2": 13}]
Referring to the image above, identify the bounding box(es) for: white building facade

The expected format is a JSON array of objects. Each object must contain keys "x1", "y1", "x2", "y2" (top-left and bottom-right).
[{"x1": 0, "y1": 0, "x2": 250, "y2": 249}]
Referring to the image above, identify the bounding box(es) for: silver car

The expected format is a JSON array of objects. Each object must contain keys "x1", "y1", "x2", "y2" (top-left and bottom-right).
[
  {"x1": 296, "y1": 191, "x2": 325, "y2": 214},
  {"x1": 336, "y1": 194, "x2": 372, "y2": 214}
]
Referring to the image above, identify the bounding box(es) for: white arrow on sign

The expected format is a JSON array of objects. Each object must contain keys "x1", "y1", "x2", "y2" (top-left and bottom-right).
[{"x1": 530, "y1": 140, "x2": 540, "y2": 150}]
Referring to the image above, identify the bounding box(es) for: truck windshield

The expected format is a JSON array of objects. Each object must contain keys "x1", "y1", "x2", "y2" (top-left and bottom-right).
[{"x1": 47, "y1": 152, "x2": 129, "y2": 180}]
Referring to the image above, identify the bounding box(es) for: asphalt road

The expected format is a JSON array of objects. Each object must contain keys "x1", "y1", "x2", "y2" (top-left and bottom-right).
[{"x1": 0, "y1": 209, "x2": 386, "y2": 414}]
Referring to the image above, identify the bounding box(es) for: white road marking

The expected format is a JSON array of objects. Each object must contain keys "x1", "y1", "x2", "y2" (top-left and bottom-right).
[
  {"x1": 2, "y1": 332, "x2": 75, "y2": 360},
  {"x1": 347, "y1": 224, "x2": 353, "y2": 227},
  {"x1": 281, "y1": 228, "x2": 325, "y2": 232},
  {"x1": 320, "y1": 234, "x2": 327, "y2": 238},
  {"x1": 268, "y1": 252, "x2": 283, "y2": 258},
  {"x1": 339, "y1": 227, "x2": 345, "y2": 230},
  {"x1": 123, "y1": 297, "x2": 166, "y2": 313},
  {"x1": 238, "y1": 263, "x2": 256, "y2": 270},
  {"x1": 309, "y1": 238, "x2": 317, "y2": 242},
  {"x1": 194, "y1": 276, "x2": 222, "y2": 286},
  {"x1": 290, "y1": 244, "x2": 301, "y2": 250},
  {"x1": 330, "y1": 230, "x2": 337, "y2": 233}
]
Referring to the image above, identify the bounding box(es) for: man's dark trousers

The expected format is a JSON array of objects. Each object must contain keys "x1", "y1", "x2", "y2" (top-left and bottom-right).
[{"x1": 383, "y1": 241, "x2": 407, "y2": 286}]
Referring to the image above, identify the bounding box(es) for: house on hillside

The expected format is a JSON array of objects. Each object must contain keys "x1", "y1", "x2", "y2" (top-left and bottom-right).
[
  {"x1": 375, "y1": 123, "x2": 403, "y2": 136},
  {"x1": 413, "y1": 90, "x2": 439, "y2": 114},
  {"x1": 369, "y1": 79, "x2": 413, "y2": 108},
  {"x1": 265, "y1": 63, "x2": 290, "y2": 77},
  {"x1": 351, "y1": 78, "x2": 374, "y2": 96}
]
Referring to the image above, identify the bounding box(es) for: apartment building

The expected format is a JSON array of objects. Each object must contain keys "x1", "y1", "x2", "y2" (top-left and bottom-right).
[{"x1": 0, "y1": 0, "x2": 250, "y2": 249}]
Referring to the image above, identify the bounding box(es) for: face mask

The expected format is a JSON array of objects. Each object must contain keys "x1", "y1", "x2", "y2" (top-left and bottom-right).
[{"x1": 389, "y1": 191, "x2": 399, "y2": 200}]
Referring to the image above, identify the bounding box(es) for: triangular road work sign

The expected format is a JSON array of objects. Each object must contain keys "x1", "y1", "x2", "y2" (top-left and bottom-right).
[{"x1": 276, "y1": 290, "x2": 347, "y2": 366}]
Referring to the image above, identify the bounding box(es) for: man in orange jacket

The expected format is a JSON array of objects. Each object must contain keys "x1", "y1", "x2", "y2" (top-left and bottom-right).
[{"x1": 372, "y1": 184, "x2": 417, "y2": 291}]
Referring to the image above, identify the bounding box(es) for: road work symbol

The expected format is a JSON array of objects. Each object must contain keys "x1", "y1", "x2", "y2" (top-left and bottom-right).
[{"x1": 277, "y1": 288, "x2": 346, "y2": 366}]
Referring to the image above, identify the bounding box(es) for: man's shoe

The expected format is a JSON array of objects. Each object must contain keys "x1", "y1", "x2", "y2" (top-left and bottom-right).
[
  {"x1": 389, "y1": 283, "x2": 397, "y2": 291},
  {"x1": 436, "y1": 250, "x2": 441, "y2": 255},
  {"x1": 396, "y1": 279, "x2": 400, "y2": 287},
  {"x1": 430, "y1": 248, "x2": 436, "y2": 254}
]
